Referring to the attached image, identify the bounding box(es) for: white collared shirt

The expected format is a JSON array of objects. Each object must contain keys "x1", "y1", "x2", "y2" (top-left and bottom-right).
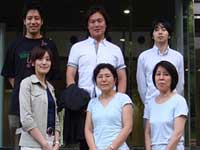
[
  {"x1": 136, "y1": 45, "x2": 184, "y2": 104},
  {"x1": 68, "y1": 37, "x2": 126, "y2": 97}
]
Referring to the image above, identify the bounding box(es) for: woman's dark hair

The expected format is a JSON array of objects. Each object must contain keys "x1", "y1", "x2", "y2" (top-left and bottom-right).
[
  {"x1": 150, "y1": 18, "x2": 173, "y2": 38},
  {"x1": 152, "y1": 61, "x2": 178, "y2": 91},
  {"x1": 30, "y1": 41, "x2": 54, "y2": 75},
  {"x1": 93, "y1": 63, "x2": 118, "y2": 84},
  {"x1": 85, "y1": 4, "x2": 110, "y2": 38}
]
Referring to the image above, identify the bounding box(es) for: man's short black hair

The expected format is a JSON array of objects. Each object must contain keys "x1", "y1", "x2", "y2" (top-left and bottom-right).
[
  {"x1": 23, "y1": 1, "x2": 44, "y2": 20},
  {"x1": 150, "y1": 18, "x2": 173, "y2": 38},
  {"x1": 22, "y1": 1, "x2": 45, "y2": 36},
  {"x1": 152, "y1": 61, "x2": 178, "y2": 92}
]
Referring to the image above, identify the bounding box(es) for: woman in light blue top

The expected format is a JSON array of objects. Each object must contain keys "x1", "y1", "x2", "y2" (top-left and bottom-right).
[
  {"x1": 85, "y1": 63, "x2": 133, "y2": 150},
  {"x1": 144, "y1": 61, "x2": 188, "y2": 150}
]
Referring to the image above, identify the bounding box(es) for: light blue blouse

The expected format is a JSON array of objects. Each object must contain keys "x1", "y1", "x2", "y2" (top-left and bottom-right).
[
  {"x1": 87, "y1": 92, "x2": 133, "y2": 150},
  {"x1": 143, "y1": 94, "x2": 188, "y2": 149}
]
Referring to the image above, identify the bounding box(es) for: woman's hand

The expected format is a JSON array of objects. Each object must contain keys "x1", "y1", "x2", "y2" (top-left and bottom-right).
[
  {"x1": 42, "y1": 142, "x2": 51, "y2": 150},
  {"x1": 53, "y1": 131, "x2": 60, "y2": 150},
  {"x1": 106, "y1": 145, "x2": 114, "y2": 150},
  {"x1": 53, "y1": 143, "x2": 59, "y2": 150}
]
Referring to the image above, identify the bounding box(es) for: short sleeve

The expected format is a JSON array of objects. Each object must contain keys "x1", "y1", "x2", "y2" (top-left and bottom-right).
[
  {"x1": 174, "y1": 97, "x2": 188, "y2": 118},
  {"x1": 143, "y1": 102, "x2": 150, "y2": 119},
  {"x1": 87, "y1": 98, "x2": 96, "y2": 113},
  {"x1": 121, "y1": 94, "x2": 133, "y2": 107},
  {"x1": 116, "y1": 47, "x2": 126, "y2": 71},
  {"x1": 67, "y1": 44, "x2": 79, "y2": 68}
]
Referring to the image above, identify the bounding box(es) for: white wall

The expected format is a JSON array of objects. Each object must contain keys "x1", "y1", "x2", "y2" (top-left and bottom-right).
[
  {"x1": 194, "y1": 3, "x2": 200, "y2": 14},
  {"x1": 195, "y1": 37, "x2": 200, "y2": 49}
]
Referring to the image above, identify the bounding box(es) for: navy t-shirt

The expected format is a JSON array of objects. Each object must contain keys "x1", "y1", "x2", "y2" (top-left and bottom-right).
[
  {"x1": 1, "y1": 36, "x2": 61, "y2": 115},
  {"x1": 47, "y1": 88, "x2": 55, "y2": 130}
]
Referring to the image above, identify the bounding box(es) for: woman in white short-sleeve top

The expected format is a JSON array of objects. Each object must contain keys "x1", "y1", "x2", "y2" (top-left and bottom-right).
[
  {"x1": 144, "y1": 61, "x2": 188, "y2": 150},
  {"x1": 85, "y1": 63, "x2": 133, "y2": 150}
]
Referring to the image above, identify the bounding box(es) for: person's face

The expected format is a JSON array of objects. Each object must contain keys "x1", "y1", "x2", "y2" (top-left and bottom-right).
[
  {"x1": 152, "y1": 23, "x2": 169, "y2": 44},
  {"x1": 96, "y1": 68, "x2": 116, "y2": 92},
  {"x1": 32, "y1": 52, "x2": 51, "y2": 76},
  {"x1": 88, "y1": 12, "x2": 106, "y2": 41},
  {"x1": 24, "y1": 9, "x2": 43, "y2": 36},
  {"x1": 155, "y1": 66, "x2": 172, "y2": 93}
]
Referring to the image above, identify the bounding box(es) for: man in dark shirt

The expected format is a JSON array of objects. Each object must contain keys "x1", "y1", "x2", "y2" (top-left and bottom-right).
[{"x1": 1, "y1": 3, "x2": 60, "y2": 150}]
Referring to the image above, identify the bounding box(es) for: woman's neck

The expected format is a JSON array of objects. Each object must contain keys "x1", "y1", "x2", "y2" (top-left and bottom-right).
[
  {"x1": 159, "y1": 91, "x2": 172, "y2": 98},
  {"x1": 36, "y1": 73, "x2": 46, "y2": 86},
  {"x1": 100, "y1": 90, "x2": 116, "y2": 99},
  {"x1": 156, "y1": 90, "x2": 175, "y2": 103}
]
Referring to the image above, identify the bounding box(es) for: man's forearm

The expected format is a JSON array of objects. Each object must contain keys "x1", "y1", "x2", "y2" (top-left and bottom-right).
[
  {"x1": 117, "y1": 80, "x2": 126, "y2": 93},
  {"x1": 66, "y1": 78, "x2": 75, "y2": 87},
  {"x1": 8, "y1": 78, "x2": 14, "y2": 88},
  {"x1": 117, "y1": 69, "x2": 127, "y2": 93}
]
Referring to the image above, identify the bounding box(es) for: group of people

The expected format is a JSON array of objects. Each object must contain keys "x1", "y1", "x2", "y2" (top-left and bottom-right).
[{"x1": 1, "y1": 2, "x2": 188, "y2": 150}]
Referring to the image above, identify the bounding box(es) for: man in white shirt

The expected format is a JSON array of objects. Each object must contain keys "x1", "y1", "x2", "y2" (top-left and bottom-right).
[
  {"x1": 136, "y1": 18, "x2": 184, "y2": 105},
  {"x1": 66, "y1": 4, "x2": 127, "y2": 150},
  {"x1": 67, "y1": 5, "x2": 126, "y2": 97}
]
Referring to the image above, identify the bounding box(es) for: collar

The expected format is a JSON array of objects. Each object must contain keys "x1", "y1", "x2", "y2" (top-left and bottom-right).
[
  {"x1": 88, "y1": 37, "x2": 107, "y2": 46},
  {"x1": 30, "y1": 74, "x2": 54, "y2": 90},
  {"x1": 153, "y1": 45, "x2": 170, "y2": 56}
]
